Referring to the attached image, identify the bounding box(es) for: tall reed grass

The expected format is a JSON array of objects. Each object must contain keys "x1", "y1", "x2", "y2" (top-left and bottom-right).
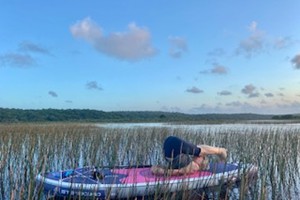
[{"x1": 0, "y1": 123, "x2": 299, "y2": 199}]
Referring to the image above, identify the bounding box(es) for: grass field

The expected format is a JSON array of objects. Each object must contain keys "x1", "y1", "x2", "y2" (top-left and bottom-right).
[{"x1": 0, "y1": 123, "x2": 299, "y2": 199}]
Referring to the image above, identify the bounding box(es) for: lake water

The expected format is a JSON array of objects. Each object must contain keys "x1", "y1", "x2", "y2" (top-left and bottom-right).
[{"x1": 97, "y1": 122, "x2": 300, "y2": 132}]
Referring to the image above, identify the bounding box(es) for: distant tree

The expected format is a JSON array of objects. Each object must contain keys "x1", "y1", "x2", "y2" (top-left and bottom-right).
[{"x1": 159, "y1": 114, "x2": 166, "y2": 119}]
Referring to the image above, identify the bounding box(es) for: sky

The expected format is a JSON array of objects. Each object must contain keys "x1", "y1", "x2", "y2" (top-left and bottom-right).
[{"x1": 0, "y1": 1, "x2": 300, "y2": 114}]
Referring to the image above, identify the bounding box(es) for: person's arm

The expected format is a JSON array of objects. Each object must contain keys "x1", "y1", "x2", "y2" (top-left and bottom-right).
[
  {"x1": 151, "y1": 161, "x2": 199, "y2": 176},
  {"x1": 197, "y1": 145, "x2": 227, "y2": 161},
  {"x1": 166, "y1": 161, "x2": 199, "y2": 175}
]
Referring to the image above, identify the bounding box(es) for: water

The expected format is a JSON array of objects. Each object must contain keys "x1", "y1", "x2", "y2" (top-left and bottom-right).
[{"x1": 97, "y1": 122, "x2": 300, "y2": 132}]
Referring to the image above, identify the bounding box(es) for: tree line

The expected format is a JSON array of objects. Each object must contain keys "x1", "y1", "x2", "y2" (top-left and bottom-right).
[{"x1": 0, "y1": 108, "x2": 278, "y2": 123}]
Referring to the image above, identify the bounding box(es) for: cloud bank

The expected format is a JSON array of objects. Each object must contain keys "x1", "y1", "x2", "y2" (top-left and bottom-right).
[{"x1": 70, "y1": 17, "x2": 157, "y2": 61}]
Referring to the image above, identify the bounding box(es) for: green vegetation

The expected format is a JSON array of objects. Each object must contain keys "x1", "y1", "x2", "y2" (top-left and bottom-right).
[
  {"x1": 0, "y1": 108, "x2": 274, "y2": 123},
  {"x1": 272, "y1": 114, "x2": 300, "y2": 120},
  {"x1": 0, "y1": 123, "x2": 299, "y2": 199}
]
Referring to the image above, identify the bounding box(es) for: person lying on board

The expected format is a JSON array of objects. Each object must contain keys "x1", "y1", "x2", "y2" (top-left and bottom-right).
[{"x1": 151, "y1": 136, "x2": 227, "y2": 176}]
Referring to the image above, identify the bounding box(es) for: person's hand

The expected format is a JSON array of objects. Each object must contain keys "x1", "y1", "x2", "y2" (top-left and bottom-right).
[
  {"x1": 193, "y1": 156, "x2": 209, "y2": 170},
  {"x1": 150, "y1": 165, "x2": 165, "y2": 175},
  {"x1": 218, "y1": 148, "x2": 227, "y2": 162}
]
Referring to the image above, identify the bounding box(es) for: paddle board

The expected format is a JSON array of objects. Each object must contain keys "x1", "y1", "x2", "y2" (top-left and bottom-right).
[{"x1": 36, "y1": 162, "x2": 257, "y2": 199}]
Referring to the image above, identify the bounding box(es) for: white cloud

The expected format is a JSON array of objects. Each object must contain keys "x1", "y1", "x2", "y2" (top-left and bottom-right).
[
  {"x1": 248, "y1": 21, "x2": 257, "y2": 32},
  {"x1": 236, "y1": 21, "x2": 265, "y2": 58},
  {"x1": 70, "y1": 17, "x2": 102, "y2": 43},
  {"x1": 70, "y1": 18, "x2": 157, "y2": 61},
  {"x1": 169, "y1": 36, "x2": 188, "y2": 58},
  {"x1": 241, "y1": 84, "x2": 260, "y2": 98},
  {"x1": 211, "y1": 64, "x2": 228, "y2": 75},
  {"x1": 273, "y1": 36, "x2": 294, "y2": 49},
  {"x1": 200, "y1": 63, "x2": 228, "y2": 75}
]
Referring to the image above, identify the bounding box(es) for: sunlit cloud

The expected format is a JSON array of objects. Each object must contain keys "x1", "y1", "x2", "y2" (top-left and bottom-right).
[
  {"x1": 70, "y1": 17, "x2": 157, "y2": 61},
  {"x1": 168, "y1": 36, "x2": 188, "y2": 58}
]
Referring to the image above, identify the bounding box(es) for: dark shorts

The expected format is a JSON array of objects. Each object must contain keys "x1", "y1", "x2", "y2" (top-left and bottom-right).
[
  {"x1": 166, "y1": 154, "x2": 192, "y2": 169},
  {"x1": 163, "y1": 136, "x2": 201, "y2": 169}
]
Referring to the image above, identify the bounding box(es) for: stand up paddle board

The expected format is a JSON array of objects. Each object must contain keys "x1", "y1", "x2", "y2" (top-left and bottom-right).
[{"x1": 36, "y1": 162, "x2": 257, "y2": 199}]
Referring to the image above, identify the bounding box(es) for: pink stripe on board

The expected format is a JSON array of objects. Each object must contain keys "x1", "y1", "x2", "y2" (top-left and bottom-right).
[{"x1": 113, "y1": 168, "x2": 212, "y2": 184}]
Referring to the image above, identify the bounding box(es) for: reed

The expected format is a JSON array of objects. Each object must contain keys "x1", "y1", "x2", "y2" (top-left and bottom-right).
[{"x1": 0, "y1": 123, "x2": 299, "y2": 199}]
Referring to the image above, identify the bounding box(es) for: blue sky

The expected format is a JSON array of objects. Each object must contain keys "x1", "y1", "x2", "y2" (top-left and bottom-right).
[{"x1": 1, "y1": 1, "x2": 300, "y2": 114}]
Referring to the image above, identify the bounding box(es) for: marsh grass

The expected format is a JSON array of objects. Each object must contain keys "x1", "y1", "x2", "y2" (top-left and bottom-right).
[{"x1": 0, "y1": 123, "x2": 299, "y2": 199}]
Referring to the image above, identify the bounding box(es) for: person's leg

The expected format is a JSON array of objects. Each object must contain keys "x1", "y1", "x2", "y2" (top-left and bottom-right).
[
  {"x1": 197, "y1": 145, "x2": 227, "y2": 161},
  {"x1": 163, "y1": 136, "x2": 200, "y2": 158}
]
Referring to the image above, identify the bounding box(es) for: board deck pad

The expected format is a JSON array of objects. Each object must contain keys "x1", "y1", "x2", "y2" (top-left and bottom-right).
[{"x1": 45, "y1": 162, "x2": 237, "y2": 185}]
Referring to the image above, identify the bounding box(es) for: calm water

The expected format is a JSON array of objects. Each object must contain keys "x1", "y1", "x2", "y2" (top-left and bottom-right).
[{"x1": 97, "y1": 122, "x2": 300, "y2": 132}]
